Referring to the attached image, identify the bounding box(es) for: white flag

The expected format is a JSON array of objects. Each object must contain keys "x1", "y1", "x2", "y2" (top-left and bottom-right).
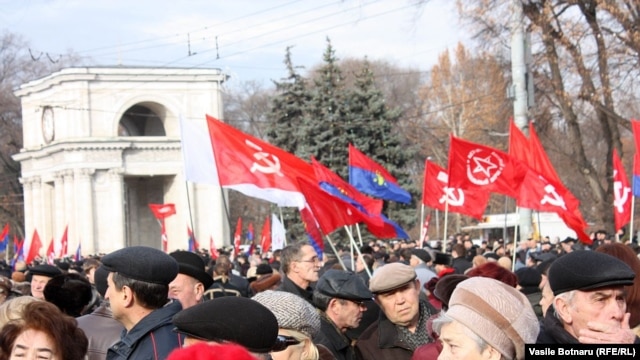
[
  {"x1": 179, "y1": 115, "x2": 219, "y2": 184},
  {"x1": 271, "y1": 214, "x2": 287, "y2": 251}
]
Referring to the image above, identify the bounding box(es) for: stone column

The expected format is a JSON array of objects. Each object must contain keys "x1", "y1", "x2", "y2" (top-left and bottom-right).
[
  {"x1": 75, "y1": 168, "x2": 95, "y2": 254},
  {"x1": 53, "y1": 173, "x2": 65, "y2": 245},
  {"x1": 62, "y1": 170, "x2": 75, "y2": 251},
  {"x1": 106, "y1": 168, "x2": 125, "y2": 253},
  {"x1": 20, "y1": 177, "x2": 34, "y2": 240},
  {"x1": 30, "y1": 176, "x2": 43, "y2": 241}
]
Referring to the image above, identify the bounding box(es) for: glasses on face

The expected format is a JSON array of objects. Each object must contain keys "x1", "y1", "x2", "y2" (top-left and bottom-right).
[
  {"x1": 349, "y1": 300, "x2": 367, "y2": 308},
  {"x1": 296, "y1": 257, "x2": 320, "y2": 264},
  {"x1": 271, "y1": 335, "x2": 301, "y2": 352}
]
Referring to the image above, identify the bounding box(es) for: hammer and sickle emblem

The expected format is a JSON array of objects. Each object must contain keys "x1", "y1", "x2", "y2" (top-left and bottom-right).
[
  {"x1": 246, "y1": 140, "x2": 283, "y2": 176},
  {"x1": 614, "y1": 180, "x2": 631, "y2": 213},
  {"x1": 540, "y1": 184, "x2": 566, "y2": 210},
  {"x1": 439, "y1": 187, "x2": 465, "y2": 206}
]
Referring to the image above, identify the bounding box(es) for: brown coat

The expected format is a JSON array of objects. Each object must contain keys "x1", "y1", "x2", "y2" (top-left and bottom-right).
[{"x1": 354, "y1": 312, "x2": 414, "y2": 360}]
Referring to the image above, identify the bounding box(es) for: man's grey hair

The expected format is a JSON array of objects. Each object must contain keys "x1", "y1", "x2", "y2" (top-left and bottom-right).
[{"x1": 280, "y1": 242, "x2": 308, "y2": 275}]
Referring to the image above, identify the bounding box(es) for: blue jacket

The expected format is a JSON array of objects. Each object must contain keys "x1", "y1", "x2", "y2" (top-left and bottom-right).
[{"x1": 107, "y1": 300, "x2": 183, "y2": 360}]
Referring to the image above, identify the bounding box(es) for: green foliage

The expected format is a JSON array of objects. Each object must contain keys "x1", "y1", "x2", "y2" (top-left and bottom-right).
[{"x1": 266, "y1": 39, "x2": 418, "y2": 241}]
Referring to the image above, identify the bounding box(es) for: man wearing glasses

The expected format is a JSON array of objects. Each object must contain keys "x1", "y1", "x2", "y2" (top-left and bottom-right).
[
  {"x1": 312, "y1": 270, "x2": 373, "y2": 360},
  {"x1": 278, "y1": 242, "x2": 321, "y2": 304}
]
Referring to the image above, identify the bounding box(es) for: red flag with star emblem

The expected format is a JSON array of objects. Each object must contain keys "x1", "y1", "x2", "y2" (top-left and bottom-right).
[
  {"x1": 447, "y1": 135, "x2": 527, "y2": 198},
  {"x1": 613, "y1": 149, "x2": 632, "y2": 232},
  {"x1": 422, "y1": 159, "x2": 490, "y2": 220},
  {"x1": 206, "y1": 115, "x2": 316, "y2": 208}
]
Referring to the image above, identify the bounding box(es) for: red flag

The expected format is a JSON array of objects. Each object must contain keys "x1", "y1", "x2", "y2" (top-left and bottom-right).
[
  {"x1": 447, "y1": 135, "x2": 527, "y2": 198},
  {"x1": 297, "y1": 177, "x2": 365, "y2": 235},
  {"x1": 421, "y1": 212, "x2": 431, "y2": 244},
  {"x1": 613, "y1": 149, "x2": 632, "y2": 231},
  {"x1": 528, "y1": 124, "x2": 563, "y2": 186},
  {"x1": 25, "y1": 229, "x2": 43, "y2": 264},
  {"x1": 233, "y1": 217, "x2": 242, "y2": 256},
  {"x1": 209, "y1": 235, "x2": 219, "y2": 259},
  {"x1": 206, "y1": 115, "x2": 316, "y2": 208},
  {"x1": 517, "y1": 170, "x2": 591, "y2": 244},
  {"x1": 422, "y1": 159, "x2": 490, "y2": 220},
  {"x1": 260, "y1": 216, "x2": 271, "y2": 253},
  {"x1": 311, "y1": 157, "x2": 382, "y2": 216},
  {"x1": 59, "y1": 225, "x2": 68, "y2": 258},
  {"x1": 299, "y1": 205, "x2": 325, "y2": 253},
  {"x1": 0, "y1": 223, "x2": 8, "y2": 242},
  {"x1": 148, "y1": 203, "x2": 176, "y2": 219},
  {"x1": 46, "y1": 239, "x2": 55, "y2": 265},
  {"x1": 509, "y1": 120, "x2": 532, "y2": 164}
]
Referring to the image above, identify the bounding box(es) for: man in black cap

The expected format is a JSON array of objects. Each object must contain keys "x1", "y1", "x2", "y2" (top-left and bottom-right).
[
  {"x1": 172, "y1": 296, "x2": 279, "y2": 357},
  {"x1": 356, "y1": 263, "x2": 437, "y2": 360},
  {"x1": 312, "y1": 269, "x2": 373, "y2": 360},
  {"x1": 28, "y1": 264, "x2": 62, "y2": 300},
  {"x1": 408, "y1": 249, "x2": 436, "y2": 296},
  {"x1": 169, "y1": 250, "x2": 213, "y2": 309},
  {"x1": 101, "y1": 246, "x2": 182, "y2": 359},
  {"x1": 537, "y1": 250, "x2": 638, "y2": 344},
  {"x1": 559, "y1": 236, "x2": 576, "y2": 255}
]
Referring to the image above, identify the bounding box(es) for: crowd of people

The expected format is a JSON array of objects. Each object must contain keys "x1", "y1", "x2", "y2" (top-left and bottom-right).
[{"x1": 0, "y1": 228, "x2": 638, "y2": 359}]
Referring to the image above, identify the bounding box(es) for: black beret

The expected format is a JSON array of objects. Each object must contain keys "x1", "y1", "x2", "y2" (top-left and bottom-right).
[
  {"x1": 411, "y1": 249, "x2": 432, "y2": 263},
  {"x1": 94, "y1": 266, "x2": 110, "y2": 298},
  {"x1": 315, "y1": 269, "x2": 372, "y2": 301},
  {"x1": 172, "y1": 297, "x2": 278, "y2": 353},
  {"x1": 560, "y1": 237, "x2": 576, "y2": 244},
  {"x1": 101, "y1": 246, "x2": 178, "y2": 285},
  {"x1": 29, "y1": 264, "x2": 62, "y2": 279},
  {"x1": 256, "y1": 263, "x2": 273, "y2": 275},
  {"x1": 433, "y1": 252, "x2": 453, "y2": 266},
  {"x1": 549, "y1": 250, "x2": 635, "y2": 295},
  {"x1": 515, "y1": 267, "x2": 541, "y2": 288},
  {"x1": 169, "y1": 251, "x2": 214, "y2": 289},
  {"x1": 43, "y1": 273, "x2": 93, "y2": 317}
]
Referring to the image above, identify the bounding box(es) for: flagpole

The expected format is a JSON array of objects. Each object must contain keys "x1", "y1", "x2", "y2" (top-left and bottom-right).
[
  {"x1": 420, "y1": 204, "x2": 425, "y2": 248},
  {"x1": 343, "y1": 226, "x2": 372, "y2": 278},
  {"x1": 631, "y1": 195, "x2": 636, "y2": 244},
  {"x1": 324, "y1": 234, "x2": 347, "y2": 271},
  {"x1": 512, "y1": 206, "x2": 520, "y2": 272},
  {"x1": 355, "y1": 224, "x2": 364, "y2": 247},
  {"x1": 278, "y1": 207, "x2": 286, "y2": 246},
  {"x1": 443, "y1": 198, "x2": 450, "y2": 252},
  {"x1": 184, "y1": 182, "x2": 196, "y2": 239},
  {"x1": 349, "y1": 231, "x2": 355, "y2": 271}
]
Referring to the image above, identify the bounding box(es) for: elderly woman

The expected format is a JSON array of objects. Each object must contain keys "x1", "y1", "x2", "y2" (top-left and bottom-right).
[
  {"x1": 253, "y1": 290, "x2": 332, "y2": 360},
  {"x1": 0, "y1": 300, "x2": 88, "y2": 360},
  {"x1": 432, "y1": 277, "x2": 539, "y2": 360}
]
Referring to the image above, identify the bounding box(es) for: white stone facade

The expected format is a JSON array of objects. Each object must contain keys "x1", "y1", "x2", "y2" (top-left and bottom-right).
[{"x1": 12, "y1": 67, "x2": 230, "y2": 255}]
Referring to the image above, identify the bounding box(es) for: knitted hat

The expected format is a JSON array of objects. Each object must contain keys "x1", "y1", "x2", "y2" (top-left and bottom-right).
[
  {"x1": 252, "y1": 290, "x2": 321, "y2": 338},
  {"x1": 446, "y1": 277, "x2": 539, "y2": 360}
]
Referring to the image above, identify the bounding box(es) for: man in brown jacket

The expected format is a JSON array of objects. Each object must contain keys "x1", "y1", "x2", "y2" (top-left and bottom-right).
[{"x1": 355, "y1": 263, "x2": 437, "y2": 360}]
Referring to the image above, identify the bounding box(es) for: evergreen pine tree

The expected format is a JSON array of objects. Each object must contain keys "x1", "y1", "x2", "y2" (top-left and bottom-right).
[
  {"x1": 302, "y1": 38, "x2": 349, "y2": 176},
  {"x1": 344, "y1": 60, "x2": 419, "y2": 233},
  {"x1": 266, "y1": 46, "x2": 311, "y2": 153}
]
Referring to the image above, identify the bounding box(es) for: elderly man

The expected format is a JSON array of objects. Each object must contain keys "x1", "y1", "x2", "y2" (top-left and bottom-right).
[
  {"x1": 355, "y1": 263, "x2": 438, "y2": 360},
  {"x1": 313, "y1": 269, "x2": 373, "y2": 360},
  {"x1": 168, "y1": 250, "x2": 213, "y2": 308},
  {"x1": 537, "y1": 250, "x2": 638, "y2": 344},
  {"x1": 28, "y1": 264, "x2": 62, "y2": 300},
  {"x1": 102, "y1": 246, "x2": 183, "y2": 359},
  {"x1": 278, "y1": 242, "x2": 321, "y2": 303}
]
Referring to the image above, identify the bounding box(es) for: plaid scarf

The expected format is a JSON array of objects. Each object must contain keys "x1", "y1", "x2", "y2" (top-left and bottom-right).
[{"x1": 397, "y1": 301, "x2": 433, "y2": 350}]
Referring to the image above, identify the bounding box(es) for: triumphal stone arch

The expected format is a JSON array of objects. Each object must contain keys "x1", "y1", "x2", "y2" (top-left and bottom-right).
[{"x1": 13, "y1": 67, "x2": 229, "y2": 255}]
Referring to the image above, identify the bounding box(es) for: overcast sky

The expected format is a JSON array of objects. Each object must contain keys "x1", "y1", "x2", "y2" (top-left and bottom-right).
[{"x1": 2, "y1": 0, "x2": 468, "y2": 87}]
